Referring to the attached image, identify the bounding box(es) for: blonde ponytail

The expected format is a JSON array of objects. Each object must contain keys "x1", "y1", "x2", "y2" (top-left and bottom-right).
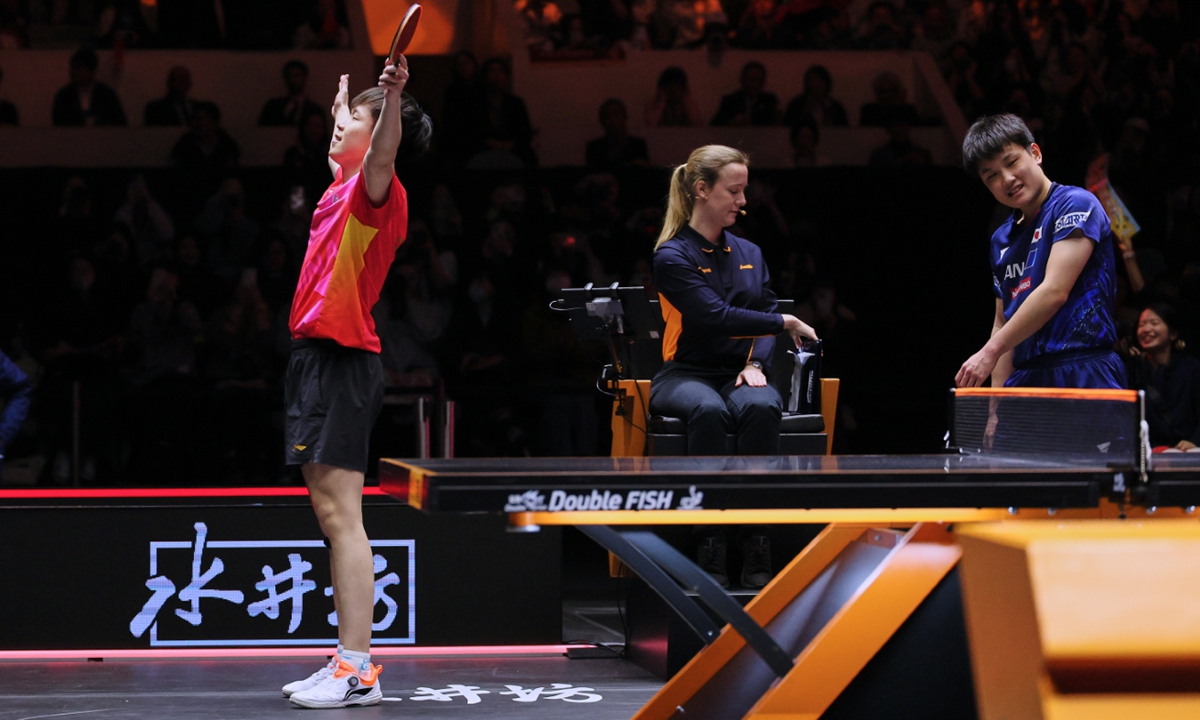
[
  {"x1": 656, "y1": 164, "x2": 692, "y2": 250},
  {"x1": 654, "y1": 145, "x2": 749, "y2": 250}
]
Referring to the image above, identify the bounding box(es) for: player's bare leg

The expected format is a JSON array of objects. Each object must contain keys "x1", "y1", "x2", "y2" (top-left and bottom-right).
[
  {"x1": 303, "y1": 462, "x2": 373, "y2": 652},
  {"x1": 288, "y1": 462, "x2": 382, "y2": 708}
]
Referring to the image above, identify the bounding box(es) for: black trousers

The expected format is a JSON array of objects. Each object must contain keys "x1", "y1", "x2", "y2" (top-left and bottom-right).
[{"x1": 649, "y1": 362, "x2": 783, "y2": 455}]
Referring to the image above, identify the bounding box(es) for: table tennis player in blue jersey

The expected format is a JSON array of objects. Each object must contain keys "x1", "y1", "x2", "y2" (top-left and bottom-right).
[{"x1": 955, "y1": 113, "x2": 1125, "y2": 390}]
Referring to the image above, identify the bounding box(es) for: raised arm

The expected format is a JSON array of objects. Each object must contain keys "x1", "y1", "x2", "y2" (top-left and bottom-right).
[
  {"x1": 328, "y1": 74, "x2": 351, "y2": 178},
  {"x1": 362, "y1": 56, "x2": 409, "y2": 206}
]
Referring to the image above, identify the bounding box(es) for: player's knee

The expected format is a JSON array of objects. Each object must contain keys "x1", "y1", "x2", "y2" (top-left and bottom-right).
[{"x1": 310, "y1": 497, "x2": 351, "y2": 536}]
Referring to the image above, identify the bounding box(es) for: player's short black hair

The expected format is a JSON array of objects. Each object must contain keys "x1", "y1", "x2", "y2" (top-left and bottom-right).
[
  {"x1": 349, "y1": 88, "x2": 433, "y2": 161},
  {"x1": 962, "y1": 113, "x2": 1035, "y2": 175}
]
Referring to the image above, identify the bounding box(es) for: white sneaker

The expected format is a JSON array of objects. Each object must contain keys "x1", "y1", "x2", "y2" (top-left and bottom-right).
[
  {"x1": 288, "y1": 660, "x2": 382, "y2": 709},
  {"x1": 282, "y1": 656, "x2": 337, "y2": 697}
]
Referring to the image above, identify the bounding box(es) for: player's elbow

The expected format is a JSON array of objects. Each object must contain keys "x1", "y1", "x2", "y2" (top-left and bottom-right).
[{"x1": 1043, "y1": 285, "x2": 1072, "y2": 309}]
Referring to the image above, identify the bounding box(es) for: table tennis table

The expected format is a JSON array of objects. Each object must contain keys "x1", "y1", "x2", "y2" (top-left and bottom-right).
[{"x1": 379, "y1": 450, "x2": 1200, "y2": 720}]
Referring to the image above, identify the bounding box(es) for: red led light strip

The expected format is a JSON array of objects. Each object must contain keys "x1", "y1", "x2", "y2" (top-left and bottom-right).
[
  {"x1": 0, "y1": 487, "x2": 388, "y2": 499},
  {"x1": 0, "y1": 645, "x2": 588, "y2": 661}
]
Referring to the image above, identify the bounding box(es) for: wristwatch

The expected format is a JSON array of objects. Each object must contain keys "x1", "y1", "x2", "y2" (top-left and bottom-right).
[{"x1": 747, "y1": 360, "x2": 763, "y2": 370}]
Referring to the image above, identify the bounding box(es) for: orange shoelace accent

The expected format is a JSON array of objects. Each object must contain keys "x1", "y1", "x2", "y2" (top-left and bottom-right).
[{"x1": 332, "y1": 659, "x2": 382, "y2": 684}]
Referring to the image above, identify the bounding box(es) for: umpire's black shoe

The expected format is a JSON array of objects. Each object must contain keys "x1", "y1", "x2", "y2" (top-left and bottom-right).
[
  {"x1": 740, "y1": 534, "x2": 772, "y2": 589},
  {"x1": 696, "y1": 534, "x2": 729, "y2": 589}
]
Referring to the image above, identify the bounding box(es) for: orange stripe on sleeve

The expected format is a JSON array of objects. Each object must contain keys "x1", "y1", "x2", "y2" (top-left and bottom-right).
[{"x1": 658, "y1": 293, "x2": 681, "y2": 362}]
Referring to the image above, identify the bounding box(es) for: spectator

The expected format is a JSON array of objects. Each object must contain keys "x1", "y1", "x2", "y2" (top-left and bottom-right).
[
  {"x1": 113, "y1": 174, "x2": 175, "y2": 267},
  {"x1": 911, "y1": 2, "x2": 959, "y2": 60},
  {"x1": 579, "y1": 0, "x2": 631, "y2": 48},
  {"x1": 645, "y1": 66, "x2": 702, "y2": 127},
  {"x1": 0, "y1": 0, "x2": 29, "y2": 49},
  {"x1": 712, "y1": 61, "x2": 780, "y2": 126},
  {"x1": 859, "y1": 71, "x2": 918, "y2": 127},
  {"x1": 654, "y1": 0, "x2": 727, "y2": 49},
  {"x1": 255, "y1": 232, "x2": 298, "y2": 314},
  {"x1": 144, "y1": 66, "x2": 199, "y2": 127},
  {"x1": 943, "y1": 41, "x2": 986, "y2": 120},
  {"x1": 283, "y1": 108, "x2": 332, "y2": 207},
  {"x1": 172, "y1": 235, "x2": 223, "y2": 317},
  {"x1": 790, "y1": 117, "x2": 830, "y2": 167},
  {"x1": 586, "y1": 98, "x2": 650, "y2": 171},
  {"x1": 471, "y1": 57, "x2": 537, "y2": 168},
  {"x1": 1126, "y1": 304, "x2": 1200, "y2": 451},
  {"x1": 439, "y1": 51, "x2": 480, "y2": 166},
  {"x1": 0, "y1": 64, "x2": 17, "y2": 126},
  {"x1": 169, "y1": 101, "x2": 240, "y2": 197},
  {"x1": 156, "y1": 0, "x2": 223, "y2": 48},
  {"x1": 517, "y1": 0, "x2": 563, "y2": 50},
  {"x1": 736, "y1": 0, "x2": 781, "y2": 49},
  {"x1": 271, "y1": 187, "x2": 314, "y2": 270},
  {"x1": 52, "y1": 48, "x2": 127, "y2": 126},
  {"x1": 126, "y1": 267, "x2": 204, "y2": 385},
  {"x1": 96, "y1": 0, "x2": 154, "y2": 49},
  {"x1": 783, "y1": 64, "x2": 849, "y2": 127},
  {"x1": 292, "y1": 0, "x2": 351, "y2": 49},
  {"x1": 258, "y1": 60, "x2": 323, "y2": 127},
  {"x1": 193, "y1": 177, "x2": 259, "y2": 284},
  {"x1": 856, "y1": 1, "x2": 908, "y2": 50},
  {"x1": 0, "y1": 349, "x2": 32, "y2": 481},
  {"x1": 807, "y1": 4, "x2": 854, "y2": 50},
  {"x1": 203, "y1": 277, "x2": 281, "y2": 482},
  {"x1": 868, "y1": 110, "x2": 931, "y2": 166}
]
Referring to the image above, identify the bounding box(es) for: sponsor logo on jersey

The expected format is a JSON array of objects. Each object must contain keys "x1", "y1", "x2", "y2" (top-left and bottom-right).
[
  {"x1": 1010, "y1": 276, "x2": 1032, "y2": 300},
  {"x1": 1054, "y1": 210, "x2": 1091, "y2": 233}
]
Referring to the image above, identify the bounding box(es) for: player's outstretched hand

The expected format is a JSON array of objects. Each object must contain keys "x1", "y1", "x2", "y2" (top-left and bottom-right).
[
  {"x1": 956, "y1": 347, "x2": 998, "y2": 388},
  {"x1": 379, "y1": 55, "x2": 409, "y2": 95},
  {"x1": 332, "y1": 74, "x2": 349, "y2": 118},
  {"x1": 782, "y1": 314, "x2": 819, "y2": 347}
]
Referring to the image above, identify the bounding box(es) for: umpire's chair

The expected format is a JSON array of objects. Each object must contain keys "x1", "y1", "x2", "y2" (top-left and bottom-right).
[
  {"x1": 556, "y1": 285, "x2": 836, "y2": 457},
  {"x1": 644, "y1": 333, "x2": 827, "y2": 456}
]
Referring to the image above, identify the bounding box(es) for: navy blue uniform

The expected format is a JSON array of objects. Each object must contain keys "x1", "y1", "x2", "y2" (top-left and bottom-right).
[
  {"x1": 0, "y1": 351, "x2": 32, "y2": 476},
  {"x1": 650, "y1": 226, "x2": 784, "y2": 455},
  {"x1": 990, "y1": 183, "x2": 1124, "y2": 388}
]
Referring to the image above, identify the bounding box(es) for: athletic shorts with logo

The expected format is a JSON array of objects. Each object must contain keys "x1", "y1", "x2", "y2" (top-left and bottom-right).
[{"x1": 284, "y1": 339, "x2": 384, "y2": 474}]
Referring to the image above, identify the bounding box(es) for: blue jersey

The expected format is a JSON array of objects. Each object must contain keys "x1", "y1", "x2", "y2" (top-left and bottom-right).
[{"x1": 990, "y1": 183, "x2": 1118, "y2": 369}]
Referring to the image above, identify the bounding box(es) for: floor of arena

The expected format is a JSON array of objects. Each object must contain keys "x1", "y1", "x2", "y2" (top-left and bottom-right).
[{"x1": 0, "y1": 603, "x2": 660, "y2": 720}]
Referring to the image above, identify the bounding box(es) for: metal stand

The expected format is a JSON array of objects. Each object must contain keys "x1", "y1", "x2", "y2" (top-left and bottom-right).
[{"x1": 578, "y1": 525, "x2": 795, "y2": 678}]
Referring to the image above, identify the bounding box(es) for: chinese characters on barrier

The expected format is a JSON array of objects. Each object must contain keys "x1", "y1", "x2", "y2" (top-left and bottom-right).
[{"x1": 130, "y1": 523, "x2": 408, "y2": 644}]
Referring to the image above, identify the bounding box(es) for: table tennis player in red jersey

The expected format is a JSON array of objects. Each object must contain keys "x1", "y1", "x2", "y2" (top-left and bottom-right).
[{"x1": 281, "y1": 54, "x2": 431, "y2": 709}]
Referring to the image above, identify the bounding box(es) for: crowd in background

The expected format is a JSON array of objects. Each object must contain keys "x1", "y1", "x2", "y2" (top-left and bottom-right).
[
  {"x1": 0, "y1": 0, "x2": 352, "y2": 50},
  {"x1": 1, "y1": 0, "x2": 1199, "y2": 486}
]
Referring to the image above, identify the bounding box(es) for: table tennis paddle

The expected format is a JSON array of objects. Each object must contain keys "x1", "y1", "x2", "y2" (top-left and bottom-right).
[{"x1": 388, "y1": 4, "x2": 422, "y2": 66}]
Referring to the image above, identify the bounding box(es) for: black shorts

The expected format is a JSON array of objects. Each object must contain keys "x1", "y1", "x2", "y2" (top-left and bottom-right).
[{"x1": 284, "y1": 339, "x2": 384, "y2": 473}]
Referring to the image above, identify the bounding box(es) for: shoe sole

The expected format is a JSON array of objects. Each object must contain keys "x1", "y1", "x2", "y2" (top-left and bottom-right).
[{"x1": 289, "y1": 689, "x2": 382, "y2": 709}]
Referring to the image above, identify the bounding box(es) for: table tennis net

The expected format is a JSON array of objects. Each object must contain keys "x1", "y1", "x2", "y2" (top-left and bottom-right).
[{"x1": 951, "y1": 388, "x2": 1143, "y2": 464}]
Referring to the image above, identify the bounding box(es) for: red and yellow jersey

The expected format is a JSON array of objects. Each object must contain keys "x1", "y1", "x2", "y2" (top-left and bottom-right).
[{"x1": 289, "y1": 168, "x2": 408, "y2": 353}]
